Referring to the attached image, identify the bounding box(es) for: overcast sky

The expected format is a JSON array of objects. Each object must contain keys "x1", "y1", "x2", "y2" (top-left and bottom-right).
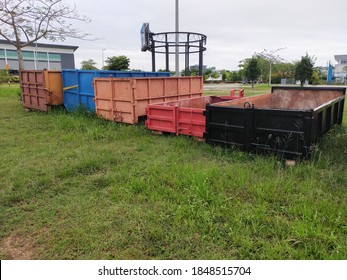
[{"x1": 57, "y1": 0, "x2": 347, "y2": 71}]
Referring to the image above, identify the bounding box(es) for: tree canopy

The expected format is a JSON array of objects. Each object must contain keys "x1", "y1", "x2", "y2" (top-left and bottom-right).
[
  {"x1": 295, "y1": 54, "x2": 315, "y2": 86},
  {"x1": 245, "y1": 57, "x2": 261, "y2": 88},
  {"x1": 80, "y1": 59, "x2": 98, "y2": 70},
  {"x1": 0, "y1": 0, "x2": 91, "y2": 70},
  {"x1": 103, "y1": 56, "x2": 130, "y2": 71}
]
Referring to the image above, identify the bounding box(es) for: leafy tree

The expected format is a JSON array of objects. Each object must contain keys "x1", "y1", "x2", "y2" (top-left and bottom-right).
[
  {"x1": 310, "y1": 69, "x2": 321, "y2": 85},
  {"x1": 204, "y1": 68, "x2": 212, "y2": 77},
  {"x1": 273, "y1": 62, "x2": 296, "y2": 73},
  {"x1": 80, "y1": 59, "x2": 98, "y2": 70},
  {"x1": 230, "y1": 71, "x2": 242, "y2": 82},
  {"x1": 271, "y1": 70, "x2": 295, "y2": 84},
  {"x1": 180, "y1": 68, "x2": 199, "y2": 76},
  {"x1": 245, "y1": 57, "x2": 261, "y2": 88},
  {"x1": 103, "y1": 55, "x2": 130, "y2": 71},
  {"x1": 0, "y1": 0, "x2": 91, "y2": 70},
  {"x1": 220, "y1": 70, "x2": 233, "y2": 81},
  {"x1": 295, "y1": 54, "x2": 315, "y2": 86},
  {"x1": 257, "y1": 48, "x2": 286, "y2": 84},
  {"x1": 0, "y1": 70, "x2": 11, "y2": 83},
  {"x1": 240, "y1": 56, "x2": 268, "y2": 83},
  {"x1": 270, "y1": 63, "x2": 295, "y2": 84}
]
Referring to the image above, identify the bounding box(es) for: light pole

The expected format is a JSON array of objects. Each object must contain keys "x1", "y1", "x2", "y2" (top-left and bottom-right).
[
  {"x1": 175, "y1": 0, "x2": 179, "y2": 76},
  {"x1": 34, "y1": 18, "x2": 38, "y2": 70},
  {"x1": 102, "y1": 49, "x2": 106, "y2": 68}
]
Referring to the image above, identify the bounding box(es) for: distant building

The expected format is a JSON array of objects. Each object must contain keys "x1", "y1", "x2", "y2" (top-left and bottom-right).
[
  {"x1": 334, "y1": 55, "x2": 347, "y2": 72},
  {"x1": 0, "y1": 39, "x2": 78, "y2": 72},
  {"x1": 190, "y1": 64, "x2": 208, "y2": 73},
  {"x1": 190, "y1": 64, "x2": 216, "y2": 73},
  {"x1": 334, "y1": 54, "x2": 347, "y2": 83},
  {"x1": 205, "y1": 75, "x2": 222, "y2": 83}
]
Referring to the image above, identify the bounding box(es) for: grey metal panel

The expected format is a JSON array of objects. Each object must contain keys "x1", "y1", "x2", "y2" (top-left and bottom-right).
[{"x1": 60, "y1": 53, "x2": 75, "y2": 69}]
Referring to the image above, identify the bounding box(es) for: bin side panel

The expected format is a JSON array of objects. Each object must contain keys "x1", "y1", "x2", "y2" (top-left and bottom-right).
[
  {"x1": 144, "y1": 72, "x2": 170, "y2": 77},
  {"x1": 205, "y1": 106, "x2": 248, "y2": 148},
  {"x1": 190, "y1": 77, "x2": 203, "y2": 95},
  {"x1": 20, "y1": 70, "x2": 49, "y2": 111},
  {"x1": 145, "y1": 105, "x2": 176, "y2": 133},
  {"x1": 177, "y1": 108, "x2": 205, "y2": 138},
  {"x1": 134, "y1": 77, "x2": 202, "y2": 122},
  {"x1": 145, "y1": 95, "x2": 226, "y2": 136},
  {"x1": 45, "y1": 71, "x2": 63, "y2": 105},
  {"x1": 178, "y1": 78, "x2": 190, "y2": 95},
  {"x1": 164, "y1": 79, "x2": 178, "y2": 96},
  {"x1": 62, "y1": 70, "x2": 82, "y2": 112},
  {"x1": 176, "y1": 96, "x2": 225, "y2": 138},
  {"x1": 95, "y1": 79, "x2": 135, "y2": 124},
  {"x1": 94, "y1": 79, "x2": 112, "y2": 119},
  {"x1": 252, "y1": 110, "x2": 312, "y2": 158}
]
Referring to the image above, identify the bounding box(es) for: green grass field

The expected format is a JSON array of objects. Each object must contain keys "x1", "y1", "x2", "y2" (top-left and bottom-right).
[{"x1": 0, "y1": 84, "x2": 346, "y2": 260}]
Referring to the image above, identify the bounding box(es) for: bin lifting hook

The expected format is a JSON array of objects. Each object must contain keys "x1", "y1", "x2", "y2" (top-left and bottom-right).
[{"x1": 244, "y1": 102, "x2": 255, "y2": 109}]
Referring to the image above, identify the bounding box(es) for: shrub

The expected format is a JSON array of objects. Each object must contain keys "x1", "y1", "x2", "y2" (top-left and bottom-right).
[{"x1": 0, "y1": 70, "x2": 11, "y2": 83}]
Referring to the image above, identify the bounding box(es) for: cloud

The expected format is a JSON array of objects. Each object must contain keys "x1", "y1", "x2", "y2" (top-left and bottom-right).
[{"x1": 55, "y1": 0, "x2": 347, "y2": 70}]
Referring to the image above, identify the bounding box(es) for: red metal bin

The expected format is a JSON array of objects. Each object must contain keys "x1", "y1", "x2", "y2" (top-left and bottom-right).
[{"x1": 146, "y1": 93, "x2": 243, "y2": 138}]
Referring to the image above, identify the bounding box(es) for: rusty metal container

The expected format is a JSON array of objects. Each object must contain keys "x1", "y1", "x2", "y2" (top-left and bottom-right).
[
  {"x1": 20, "y1": 70, "x2": 63, "y2": 112},
  {"x1": 94, "y1": 76, "x2": 203, "y2": 124},
  {"x1": 146, "y1": 93, "x2": 243, "y2": 138},
  {"x1": 205, "y1": 86, "x2": 346, "y2": 159}
]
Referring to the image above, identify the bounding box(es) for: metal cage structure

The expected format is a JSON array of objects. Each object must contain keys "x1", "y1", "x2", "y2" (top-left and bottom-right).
[{"x1": 144, "y1": 31, "x2": 207, "y2": 76}]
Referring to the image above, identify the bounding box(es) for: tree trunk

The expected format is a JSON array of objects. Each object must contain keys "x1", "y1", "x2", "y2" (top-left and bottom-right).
[
  {"x1": 251, "y1": 81, "x2": 254, "y2": 88},
  {"x1": 17, "y1": 48, "x2": 25, "y2": 71}
]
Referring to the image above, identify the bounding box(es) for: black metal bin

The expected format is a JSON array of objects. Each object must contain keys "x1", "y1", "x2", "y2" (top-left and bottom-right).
[{"x1": 204, "y1": 86, "x2": 346, "y2": 159}]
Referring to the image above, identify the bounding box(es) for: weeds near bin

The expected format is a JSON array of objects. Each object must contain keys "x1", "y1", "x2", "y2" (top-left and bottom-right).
[{"x1": 1, "y1": 85, "x2": 347, "y2": 260}]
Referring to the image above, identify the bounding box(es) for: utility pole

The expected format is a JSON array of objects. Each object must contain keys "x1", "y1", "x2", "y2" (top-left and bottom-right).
[
  {"x1": 102, "y1": 49, "x2": 106, "y2": 68},
  {"x1": 34, "y1": 18, "x2": 38, "y2": 70},
  {"x1": 175, "y1": 0, "x2": 179, "y2": 76}
]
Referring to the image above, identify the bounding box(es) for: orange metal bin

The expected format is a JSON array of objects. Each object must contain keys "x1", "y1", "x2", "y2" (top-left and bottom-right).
[
  {"x1": 20, "y1": 70, "x2": 63, "y2": 112},
  {"x1": 94, "y1": 76, "x2": 203, "y2": 124}
]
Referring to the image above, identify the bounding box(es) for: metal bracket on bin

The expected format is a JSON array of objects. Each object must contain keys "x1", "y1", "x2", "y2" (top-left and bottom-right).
[{"x1": 244, "y1": 102, "x2": 255, "y2": 109}]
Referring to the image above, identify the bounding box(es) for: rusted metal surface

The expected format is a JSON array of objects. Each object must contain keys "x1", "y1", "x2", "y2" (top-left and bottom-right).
[
  {"x1": 205, "y1": 86, "x2": 346, "y2": 159},
  {"x1": 217, "y1": 89, "x2": 342, "y2": 110},
  {"x1": 94, "y1": 76, "x2": 203, "y2": 124},
  {"x1": 20, "y1": 70, "x2": 63, "y2": 112}
]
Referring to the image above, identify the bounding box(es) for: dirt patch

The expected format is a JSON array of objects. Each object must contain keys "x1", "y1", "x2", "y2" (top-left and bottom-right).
[{"x1": 1, "y1": 234, "x2": 37, "y2": 260}]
